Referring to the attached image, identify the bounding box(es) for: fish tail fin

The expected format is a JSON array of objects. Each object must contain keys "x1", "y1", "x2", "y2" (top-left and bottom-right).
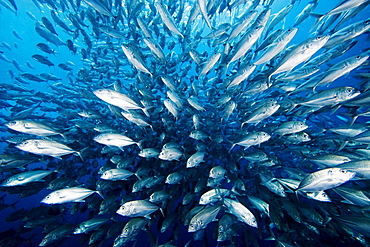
[
  {"x1": 96, "y1": 190, "x2": 104, "y2": 199},
  {"x1": 241, "y1": 121, "x2": 246, "y2": 130},
  {"x1": 60, "y1": 133, "x2": 68, "y2": 141},
  {"x1": 77, "y1": 147, "x2": 89, "y2": 162},
  {"x1": 228, "y1": 144, "x2": 236, "y2": 153},
  {"x1": 338, "y1": 140, "x2": 348, "y2": 151},
  {"x1": 267, "y1": 74, "x2": 273, "y2": 87},
  {"x1": 76, "y1": 152, "x2": 84, "y2": 162},
  {"x1": 159, "y1": 207, "x2": 165, "y2": 218},
  {"x1": 230, "y1": 184, "x2": 242, "y2": 197},
  {"x1": 348, "y1": 115, "x2": 359, "y2": 127},
  {"x1": 294, "y1": 189, "x2": 300, "y2": 203},
  {"x1": 137, "y1": 139, "x2": 145, "y2": 150},
  {"x1": 309, "y1": 13, "x2": 324, "y2": 32},
  {"x1": 134, "y1": 173, "x2": 141, "y2": 180},
  {"x1": 142, "y1": 106, "x2": 153, "y2": 117}
]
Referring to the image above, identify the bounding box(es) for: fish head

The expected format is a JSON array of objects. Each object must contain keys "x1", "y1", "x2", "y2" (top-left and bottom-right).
[
  {"x1": 73, "y1": 226, "x2": 84, "y2": 234},
  {"x1": 158, "y1": 149, "x2": 168, "y2": 160},
  {"x1": 39, "y1": 235, "x2": 53, "y2": 246},
  {"x1": 188, "y1": 220, "x2": 202, "y2": 232},
  {"x1": 93, "y1": 134, "x2": 103, "y2": 143},
  {"x1": 242, "y1": 215, "x2": 258, "y2": 228},
  {"x1": 117, "y1": 203, "x2": 131, "y2": 216},
  {"x1": 41, "y1": 191, "x2": 59, "y2": 204},
  {"x1": 5, "y1": 120, "x2": 23, "y2": 130},
  {"x1": 258, "y1": 132, "x2": 271, "y2": 142},
  {"x1": 93, "y1": 89, "x2": 111, "y2": 99},
  {"x1": 1, "y1": 177, "x2": 15, "y2": 186},
  {"x1": 199, "y1": 197, "x2": 208, "y2": 205},
  {"x1": 340, "y1": 87, "x2": 360, "y2": 101},
  {"x1": 335, "y1": 168, "x2": 356, "y2": 182},
  {"x1": 312, "y1": 34, "x2": 330, "y2": 47},
  {"x1": 101, "y1": 170, "x2": 113, "y2": 180},
  {"x1": 16, "y1": 139, "x2": 37, "y2": 151},
  {"x1": 120, "y1": 227, "x2": 130, "y2": 238}
]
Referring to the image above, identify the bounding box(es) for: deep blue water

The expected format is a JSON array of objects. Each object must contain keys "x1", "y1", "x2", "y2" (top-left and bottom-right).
[{"x1": 0, "y1": 0, "x2": 370, "y2": 246}]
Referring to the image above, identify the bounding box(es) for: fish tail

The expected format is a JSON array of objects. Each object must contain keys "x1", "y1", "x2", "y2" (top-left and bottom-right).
[
  {"x1": 95, "y1": 190, "x2": 104, "y2": 199},
  {"x1": 294, "y1": 189, "x2": 300, "y2": 203},
  {"x1": 348, "y1": 115, "x2": 359, "y2": 127},
  {"x1": 159, "y1": 207, "x2": 165, "y2": 218},
  {"x1": 228, "y1": 144, "x2": 236, "y2": 153},
  {"x1": 338, "y1": 140, "x2": 348, "y2": 151},
  {"x1": 309, "y1": 13, "x2": 324, "y2": 32},
  {"x1": 137, "y1": 139, "x2": 145, "y2": 150},
  {"x1": 60, "y1": 133, "x2": 68, "y2": 141},
  {"x1": 76, "y1": 151, "x2": 84, "y2": 162}
]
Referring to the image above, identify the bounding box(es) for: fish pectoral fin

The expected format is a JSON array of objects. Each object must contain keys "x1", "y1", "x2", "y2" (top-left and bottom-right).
[{"x1": 73, "y1": 200, "x2": 85, "y2": 203}]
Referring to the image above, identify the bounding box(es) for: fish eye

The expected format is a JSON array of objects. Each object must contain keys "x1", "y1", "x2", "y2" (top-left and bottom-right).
[
  {"x1": 124, "y1": 228, "x2": 128, "y2": 232},
  {"x1": 200, "y1": 221, "x2": 204, "y2": 225},
  {"x1": 340, "y1": 169, "x2": 347, "y2": 173}
]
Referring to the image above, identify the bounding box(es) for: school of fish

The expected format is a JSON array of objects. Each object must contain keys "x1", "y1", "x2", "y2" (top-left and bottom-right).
[{"x1": 1, "y1": 0, "x2": 370, "y2": 246}]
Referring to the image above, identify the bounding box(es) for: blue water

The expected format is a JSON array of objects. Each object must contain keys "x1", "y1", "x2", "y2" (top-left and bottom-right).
[{"x1": 0, "y1": 0, "x2": 370, "y2": 246}]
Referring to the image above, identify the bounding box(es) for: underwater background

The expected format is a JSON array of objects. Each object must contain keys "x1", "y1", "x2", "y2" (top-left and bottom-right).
[{"x1": 0, "y1": 0, "x2": 370, "y2": 246}]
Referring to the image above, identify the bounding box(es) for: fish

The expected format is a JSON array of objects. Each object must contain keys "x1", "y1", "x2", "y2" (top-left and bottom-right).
[
  {"x1": 1, "y1": 170, "x2": 53, "y2": 186},
  {"x1": 35, "y1": 22, "x2": 65, "y2": 47},
  {"x1": 159, "y1": 147, "x2": 183, "y2": 161},
  {"x1": 297, "y1": 168, "x2": 356, "y2": 193},
  {"x1": 1, "y1": 1, "x2": 370, "y2": 246},
  {"x1": 269, "y1": 35, "x2": 330, "y2": 79},
  {"x1": 100, "y1": 168, "x2": 135, "y2": 181},
  {"x1": 16, "y1": 139, "x2": 82, "y2": 160},
  {"x1": 298, "y1": 86, "x2": 360, "y2": 107},
  {"x1": 223, "y1": 198, "x2": 257, "y2": 228},
  {"x1": 121, "y1": 43, "x2": 152, "y2": 76},
  {"x1": 231, "y1": 131, "x2": 271, "y2": 150},
  {"x1": 93, "y1": 133, "x2": 141, "y2": 150},
  {"x1": 93, "y1": 89, "x2": 144, "y2": 111},
  {"x1": 273, "y1": 121, "x2": 308, "y2": 136},
  {"x1": 73, "y1": 218, "x2": 109, "y2": 234},
  {"x1": 39, "y1": 224, "x2": 75, "y2": 246},
  {"x1": 83, "y1": 0, "x2": 114, "y2": 17},
  {"x1": 36, "y1": 43, "x2": 55, "y2": 55},
  {"x1": 188, "y1": 205, "x2": 221, "y2": 232},
  {"x1": 41, "y1": 17, "x2": 58, "y2": 36},
  {"x1": 41, "y1": 187, "x2": 102, "y2": 204},
  {"x1": 32, "y1": 54, "x2": 54, "y2": 67},
  {"x1": 155, "y1": 2, "x2": 184, "y2": 39},
  {"x1": 5, "y1": 120, "x2": 65, "y2": 138},
  {"x1": 116, "y1": 200, "x2": 159, "y2": 218},
  {"x1": 21, "y1": 73, "x2": 46, "y2": 82},
  {"x1": 241, "y1": 101, "x2": 280, "y2": 126}
]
